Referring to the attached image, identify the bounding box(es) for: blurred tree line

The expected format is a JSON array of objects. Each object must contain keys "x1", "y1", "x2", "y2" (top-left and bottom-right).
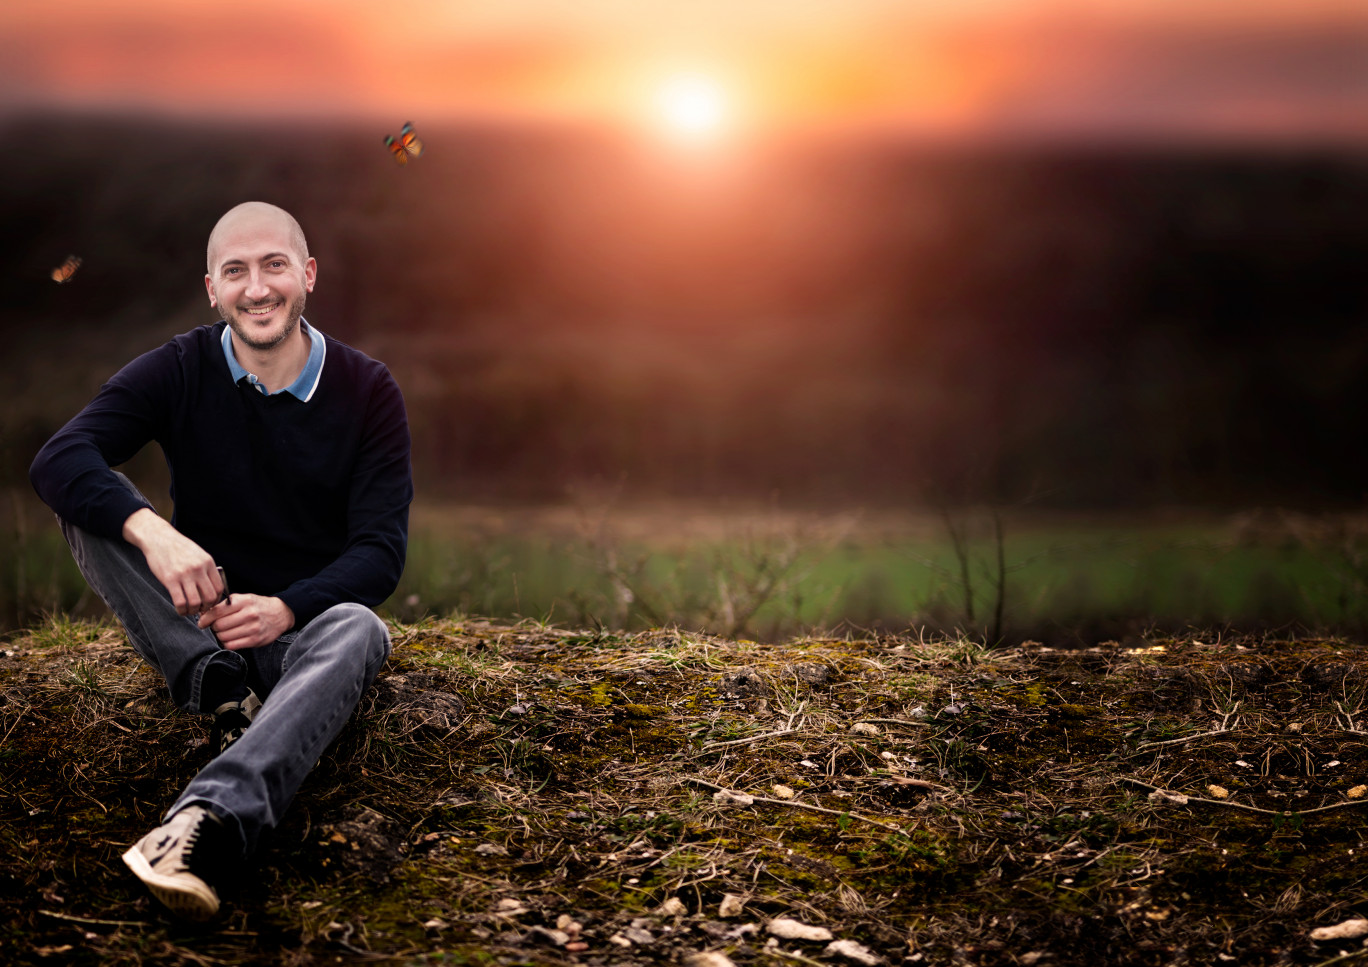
[{"x1": 3, "y1": 114, "x2": 1367, "y2": 510}]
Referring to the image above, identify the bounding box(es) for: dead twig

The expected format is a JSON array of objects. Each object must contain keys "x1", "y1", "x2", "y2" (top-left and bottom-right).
[
  {"x1": 858, "y1": 718, "x2": 928, "y2": 729},
  {"x1": 1311, "y1": 948, "x2": 1368, "y2": 967},
  {"x1": 1134, "y1": 729, "x2": 1236, "y2": 751},
  {"x1": 39, "y1": 909, "x2": 147, "y2": 927},
  {"x1": 702, "y1": 728, "x2": 800, "y2": 750},
  {"x1": 1119, "y1": 777, "x2": 1368, "y2": 818},
  {"x1": 682, "y1": 777, "x2": 914, "y2": 836},
  {"x1": 763, "y1": 947, "x2": 829, "y2": 967}
]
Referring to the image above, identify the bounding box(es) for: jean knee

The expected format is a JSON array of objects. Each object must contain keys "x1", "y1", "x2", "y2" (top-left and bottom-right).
[{"x1": 314, "y1": 602, "x2": 390, "y2": 676}]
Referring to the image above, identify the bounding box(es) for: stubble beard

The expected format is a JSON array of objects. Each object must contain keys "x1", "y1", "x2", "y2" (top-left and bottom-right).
[{"x1": 225, "y1": 290, "x2": 307, "y2": 352}]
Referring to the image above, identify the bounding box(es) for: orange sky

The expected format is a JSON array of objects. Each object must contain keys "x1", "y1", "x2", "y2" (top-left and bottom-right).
[{"x1": 3, "y1": 0, "x2": 1367, "y2": 142}]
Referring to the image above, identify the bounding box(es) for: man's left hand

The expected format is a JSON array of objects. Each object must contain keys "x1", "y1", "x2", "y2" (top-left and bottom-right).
[{"x1": 199, "y1": 594, "x2": 295, "y2": 650}]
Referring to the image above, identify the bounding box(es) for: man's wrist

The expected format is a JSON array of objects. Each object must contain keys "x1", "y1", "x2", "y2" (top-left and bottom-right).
[{"x1": 120, "y1": 506, "x2": 162, "y2": 549}]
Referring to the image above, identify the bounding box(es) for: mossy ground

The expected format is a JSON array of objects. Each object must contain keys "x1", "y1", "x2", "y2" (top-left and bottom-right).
[{"x1": 3, "y1": 618, "x2": 1368, "y2": 966}]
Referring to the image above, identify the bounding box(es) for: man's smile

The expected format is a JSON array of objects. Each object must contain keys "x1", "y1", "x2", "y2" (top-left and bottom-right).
[{"x1": 242, "y1": 303, "x2": 280, "y2": 316}]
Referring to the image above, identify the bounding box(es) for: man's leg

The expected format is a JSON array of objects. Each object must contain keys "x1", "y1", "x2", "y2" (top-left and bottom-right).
[
  {"x1": 58, "y1": 500, "x2": 247, "y2": 715},
  {"x1": 165, "y1": 602, "x2": 391, "y2": 855}
]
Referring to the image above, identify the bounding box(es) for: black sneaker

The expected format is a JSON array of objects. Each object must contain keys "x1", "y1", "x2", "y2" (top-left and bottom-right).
[
  {"x1": 211, "y1": 690, "x2": 262, "y2": 755},
  {"x1": 121, "y1": 805, "x2": 234, "y2": 920}
]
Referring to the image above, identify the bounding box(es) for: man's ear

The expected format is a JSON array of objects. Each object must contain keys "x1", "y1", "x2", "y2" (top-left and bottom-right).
[
  {"x1": 304, "y1": 257, "x2": 317, "y2": 293},
  {"x1": 205, "y1": 275, "x2": 217, "y2": 307}
]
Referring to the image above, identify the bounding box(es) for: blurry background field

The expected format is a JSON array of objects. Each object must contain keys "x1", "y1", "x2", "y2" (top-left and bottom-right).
[
  {"x1": 9, "y1": 489, "x2": 1368, "y2": 643},
  {"x1": 4, "y1": 0, "x2": 1368, "y2": 645}
]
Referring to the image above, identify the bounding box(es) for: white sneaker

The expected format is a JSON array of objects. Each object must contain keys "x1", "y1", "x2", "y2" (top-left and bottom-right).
[{"x1": 121, "y1": 805, "x2": 233, "y2": 920}]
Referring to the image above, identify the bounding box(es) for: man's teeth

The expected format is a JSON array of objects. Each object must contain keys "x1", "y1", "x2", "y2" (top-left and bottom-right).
[{"x1": 244, "y1": 305, "x2": 278, "y2": 315}]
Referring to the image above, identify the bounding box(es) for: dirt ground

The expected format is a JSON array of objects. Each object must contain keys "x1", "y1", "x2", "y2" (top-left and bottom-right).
[{"x1": 4, "y1": 617, "x2": 1368, "y2": 966}]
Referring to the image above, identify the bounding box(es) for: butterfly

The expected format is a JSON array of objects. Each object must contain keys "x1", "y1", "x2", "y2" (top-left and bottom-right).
[
  {"x1": 51, "y1": 255, "x2": 82, "y2": 283},
  {"x1": 383, "y1": 122, "x2": 424, "y2": 166}
]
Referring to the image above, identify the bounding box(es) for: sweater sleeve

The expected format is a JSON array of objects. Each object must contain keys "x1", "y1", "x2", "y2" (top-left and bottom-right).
[
  {"x1": 274, "y1": 367, "x2": 413, "y2": 626},
  {"x1": 29, "y1": 345, "x2": 174, "y2": 537}
]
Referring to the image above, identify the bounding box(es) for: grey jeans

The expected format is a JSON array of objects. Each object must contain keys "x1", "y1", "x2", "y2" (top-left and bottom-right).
[{"x1": 59, "y1": 489, "x2": 390, "y2": 856}]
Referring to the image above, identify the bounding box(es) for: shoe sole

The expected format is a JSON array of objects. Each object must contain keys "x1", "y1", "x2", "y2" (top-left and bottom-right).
[{"x1": 121, "y1": 844, "x2": 219, "y2": 921}]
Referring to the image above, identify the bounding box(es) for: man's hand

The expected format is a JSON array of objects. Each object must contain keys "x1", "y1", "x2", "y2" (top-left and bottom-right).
[
  {"x1": 122, "y1": 507, "x2": 224, "y2": 616},
  {"x1": 198, "y1": 594, "x2": 294, "y2": 650}
]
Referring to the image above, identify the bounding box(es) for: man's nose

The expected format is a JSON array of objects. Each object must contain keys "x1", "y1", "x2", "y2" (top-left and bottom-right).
[{"x1": 245, "y1": 272, "x2": 270, "y2": 300}]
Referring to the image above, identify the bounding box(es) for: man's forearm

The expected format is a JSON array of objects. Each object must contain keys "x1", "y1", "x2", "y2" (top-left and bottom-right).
[{"x1": 123, "y1": 508, "x2": 225, "y2": 616}]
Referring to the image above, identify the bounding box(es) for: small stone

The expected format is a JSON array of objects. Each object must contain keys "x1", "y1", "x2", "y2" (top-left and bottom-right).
[
  {"x1": 622, "y1": 926, "x2": 655, "y2": 945},
  {"x1": 771, "y1": 784, "x2": 796, "y2": 799},
  {"x1": 1349, "y1": 785, "x2": 1367, "y2": 800},
  {"x1": 556, "y1": 914, "x2": 582, "y2": 935},
  {"x1": 657, "y1": 897, "x2": 688, "y2": 917},
  {"x1": 494, "y1": 898, "x2": 527, "y2": 915},
  {"x1": 476, "y1": 842, "x2": 510, "y2": 857},
  {"x1": 566, "y1": 942, "x2": 589, "y2": 952},
  {"x1": 851, "y1": 723, "x2": 881, "y2": 736},
  {"x1": 609, "y1": 933, "x2": 633, "y2": 948},
  {"x1": 1206, "y1": 785, "x2": 1229, "y2": 799},
  {"x1": 718, "y1": 894, "x2": 747, "y2": 918},
  {"x1": 1147, "y1": 789, "x2": 1189, "y2": 805},
  {"x1": 685, "y1": 953, "x2": 738, "y2": 967},
  {"x1": 826, "y1": 938, "x2": 883, "y2": 965},
  {"x1": 713, "y1": 790, "x2": 755, "y2": 806},
  {"x1": 1311, "y1": 919, "x2": 1368, "y2": 941},
  {"x1": 768, "y1": 917, "x2": 833, "y2": 941}
]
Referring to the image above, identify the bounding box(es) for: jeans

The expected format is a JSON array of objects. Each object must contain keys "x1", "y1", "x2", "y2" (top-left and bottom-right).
[{"x1": 58, "y1": 482, "x2": 391, "y2": 856}]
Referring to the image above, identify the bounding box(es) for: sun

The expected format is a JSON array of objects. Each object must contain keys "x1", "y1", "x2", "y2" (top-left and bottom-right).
[{"x1": 652, "y1": 73, "x2": 731, "y2": 143}]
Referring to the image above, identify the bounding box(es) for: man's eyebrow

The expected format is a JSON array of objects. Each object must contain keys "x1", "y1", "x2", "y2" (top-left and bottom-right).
[{"x1": 218, "y1": 252, "x2": 292, "y2": 270}]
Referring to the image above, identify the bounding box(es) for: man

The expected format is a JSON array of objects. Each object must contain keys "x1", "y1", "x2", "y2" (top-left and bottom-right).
[{"x1": 29, "y1": 201, "x2": 413, "y2": 920}]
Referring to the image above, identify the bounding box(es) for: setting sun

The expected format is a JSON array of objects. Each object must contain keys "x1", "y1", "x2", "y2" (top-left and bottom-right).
[{"x1": 652, "y1": 73, "x2": 731, "y2": 143}]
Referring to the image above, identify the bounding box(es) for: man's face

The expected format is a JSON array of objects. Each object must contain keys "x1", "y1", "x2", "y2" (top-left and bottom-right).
[{"x1": 205, "y1": 210, "x2": 316, "y2": 353}]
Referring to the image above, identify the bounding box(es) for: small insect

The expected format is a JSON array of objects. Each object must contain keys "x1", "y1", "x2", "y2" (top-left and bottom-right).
[
  {"x1": 383, "y1": 122, "x2": 424, "y2": 166},
  {"x1": 51, "y1": 255, "x2": 82, "y2": 283}
]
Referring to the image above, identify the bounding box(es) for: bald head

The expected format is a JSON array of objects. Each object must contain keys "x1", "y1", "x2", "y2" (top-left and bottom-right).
[{"x1": 206, "y1": 202, "x2": 309, "y2": 275}]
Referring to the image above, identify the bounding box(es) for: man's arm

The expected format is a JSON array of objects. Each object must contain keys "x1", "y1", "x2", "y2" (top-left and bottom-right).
[
  {"x1": 122, "y1": 507, "x2": 225, "y2": 616},
  {"x1": 30, "y1": 338, "x2": 264, "y2": 635},
  {"x1": 30, "y1": 348, "x2": 173, "y2": 539}
]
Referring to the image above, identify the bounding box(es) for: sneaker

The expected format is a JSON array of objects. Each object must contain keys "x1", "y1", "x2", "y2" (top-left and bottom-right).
[
  {"x1": 211, "y1": 690, "x2": 262, "y2": 755},
  {"x1": 121, "y1": 805, "x2": 234, "y2": 920}
]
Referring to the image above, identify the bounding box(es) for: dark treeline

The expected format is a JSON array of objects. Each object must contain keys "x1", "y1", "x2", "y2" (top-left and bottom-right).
[{"x1": 3, "y1": 113, "x2": 1368, "y2": 509}]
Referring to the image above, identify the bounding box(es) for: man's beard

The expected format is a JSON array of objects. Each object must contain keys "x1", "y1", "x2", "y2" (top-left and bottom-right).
[{"x1": 225, "y1": 290, "x2": 307, "y2": 352}]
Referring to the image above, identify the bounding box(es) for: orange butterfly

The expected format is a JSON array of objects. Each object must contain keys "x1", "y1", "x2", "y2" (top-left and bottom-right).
[
  {"x1": 51, "y1": 255, "x2": 82, "y2": 283},
  {"x1": 383, "y1": 122, "x2": 424, "y2": 166}
]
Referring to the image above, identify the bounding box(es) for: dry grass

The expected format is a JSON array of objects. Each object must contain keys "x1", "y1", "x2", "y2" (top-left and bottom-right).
[{"x1": 3, "y1": 618, "x2": 1368, "y2": 965}]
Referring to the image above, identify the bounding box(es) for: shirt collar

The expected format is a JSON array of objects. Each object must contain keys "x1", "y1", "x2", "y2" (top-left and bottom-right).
[{"x1": 221, "y1": 318, "x2": 327, "y2": 401}]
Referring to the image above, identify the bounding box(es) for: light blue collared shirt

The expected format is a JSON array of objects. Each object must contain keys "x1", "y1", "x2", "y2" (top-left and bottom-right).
[{"x1": 221, "y1": 318, "x2": 327, "y2": 402}]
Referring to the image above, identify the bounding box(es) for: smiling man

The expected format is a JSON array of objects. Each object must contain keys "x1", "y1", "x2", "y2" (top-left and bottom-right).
[{"x1": 29, "y1": 201, "x2": 413, "y2": 920}]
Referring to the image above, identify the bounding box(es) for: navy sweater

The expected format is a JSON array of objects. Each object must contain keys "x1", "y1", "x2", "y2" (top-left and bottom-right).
[{"x1": 30, "y1": 323, "x2": 413, "y2": 627}]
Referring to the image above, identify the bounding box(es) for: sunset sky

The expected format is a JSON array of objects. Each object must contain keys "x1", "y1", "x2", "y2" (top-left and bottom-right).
[{"x1": 3, "y1": 0, "x2": 1367, "y2": 142}]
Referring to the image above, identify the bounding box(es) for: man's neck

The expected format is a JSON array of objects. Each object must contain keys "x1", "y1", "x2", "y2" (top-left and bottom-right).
[{"x1": 232, "y1": 325, "x2": 311, "y2": 394}]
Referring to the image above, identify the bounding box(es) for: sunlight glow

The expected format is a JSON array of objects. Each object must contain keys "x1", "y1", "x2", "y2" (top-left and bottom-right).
[{"x1": 652, "y1": 73, "x2": 730, "y2": 143}]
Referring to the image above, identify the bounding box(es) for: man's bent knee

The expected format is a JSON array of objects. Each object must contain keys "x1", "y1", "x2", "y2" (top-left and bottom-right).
[{"x1": 307, "y1": 603, "x2": 390, "y2": 674}]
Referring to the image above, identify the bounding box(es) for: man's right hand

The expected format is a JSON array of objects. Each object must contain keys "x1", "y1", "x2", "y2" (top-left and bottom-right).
[{"x1": 122, "y1": 507, "x2": 225, "y2": 616}]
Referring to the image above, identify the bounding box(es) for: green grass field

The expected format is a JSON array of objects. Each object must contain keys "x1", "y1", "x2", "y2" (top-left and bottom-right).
[{"x1": 5, "y1": 494, "x2": 1368, "y2": 642}]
